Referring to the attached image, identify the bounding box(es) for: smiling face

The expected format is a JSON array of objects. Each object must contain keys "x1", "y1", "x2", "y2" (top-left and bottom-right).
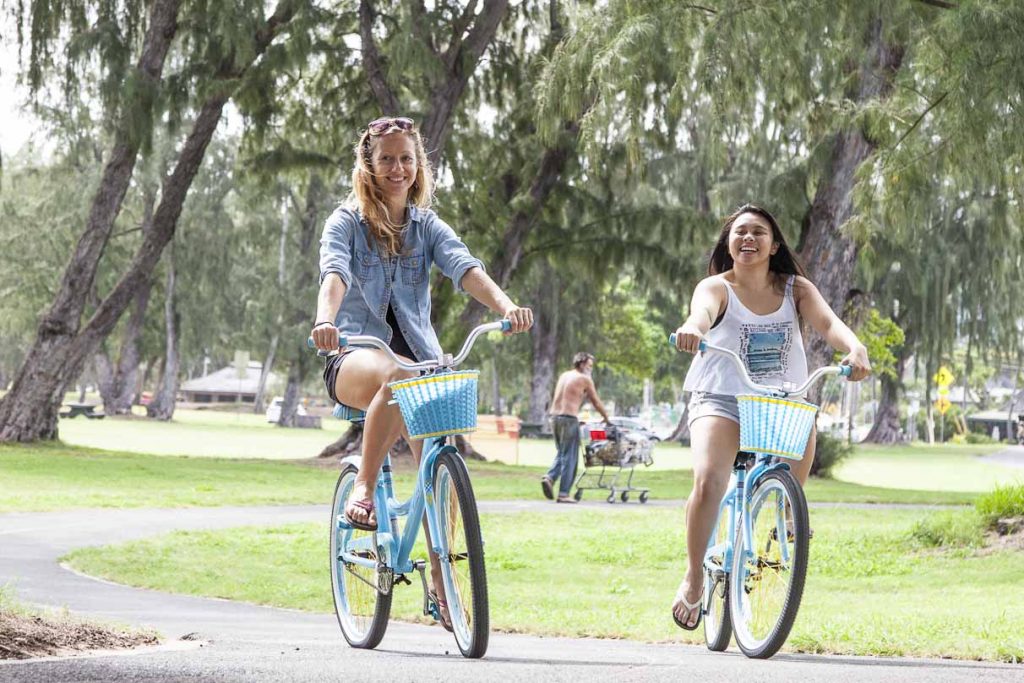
[
  {"x1": 370, "y1": 132, "x2": 418, "y2": 205},
  {"x1": 728, "y1": 212, "x2": 778, "y2": 266}
]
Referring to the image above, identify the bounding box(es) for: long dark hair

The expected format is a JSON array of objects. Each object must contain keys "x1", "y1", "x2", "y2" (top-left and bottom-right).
[{"x1": 708, "y1": 204, "x2": 808, "y2": 289}]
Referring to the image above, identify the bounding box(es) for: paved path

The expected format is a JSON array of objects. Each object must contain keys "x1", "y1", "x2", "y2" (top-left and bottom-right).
[
  {"x1": 982, "y1": 445, "x2": 1024, "y2": 469},
  {"x1": 1, "y1": 505, "x2": 1021, "y2": 682}
]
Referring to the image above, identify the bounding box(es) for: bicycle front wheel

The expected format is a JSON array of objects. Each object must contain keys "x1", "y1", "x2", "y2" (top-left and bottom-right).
[
  {"x1": 703, "y1": 505, "x2": 732, "y2": 651},
  {"x1": 330, "y1": 465, "x2": 392, "y2": 649},
  {"x1": 729, "y1": 468, "x2": 809, "y2": 659},
  {"x1": 433, "y1": 449, "x2": 489, "y2": 658}
]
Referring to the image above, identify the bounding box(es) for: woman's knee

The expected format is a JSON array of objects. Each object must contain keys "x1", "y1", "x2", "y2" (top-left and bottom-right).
[{"x1": 691, "y1": 470, "x2": 728, "y2": 504}]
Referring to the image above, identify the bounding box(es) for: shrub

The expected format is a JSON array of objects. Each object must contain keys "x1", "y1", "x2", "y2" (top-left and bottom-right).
[
  {"x1": 809, "y1": 430, "x2": 853, "y2": 478},
  {"x1": 910, "y1": 510, "x2": 985, "y2": 548},
  {"x1": 975, "y1": 484, "x2": 1024, "y2": 530}
]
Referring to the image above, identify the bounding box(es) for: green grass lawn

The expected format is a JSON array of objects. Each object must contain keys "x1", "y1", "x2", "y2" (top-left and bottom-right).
[
  {"x1": 834, "y1": 443, "x2": 1016, "y2": 493},
  {"x1": 58, "y1": 408, "x2": 347, "y2": 460},
  {"x1": 64, "y1": 506, "x2": 1024, "y2": 662},
  {"x1": 0, "y1": 441, "x2": 983, "y2": 512}
]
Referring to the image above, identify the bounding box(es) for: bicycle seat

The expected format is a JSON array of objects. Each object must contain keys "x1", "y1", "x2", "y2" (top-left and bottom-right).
[{"x1": 332, "y1": 403, "x2": 367, "y2": 423}]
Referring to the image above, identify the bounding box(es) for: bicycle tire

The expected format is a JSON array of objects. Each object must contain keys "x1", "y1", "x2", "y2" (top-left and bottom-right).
[
  {"x1": 433, "y1": 449, "x2": 489, "y2": 658},
  {"x1": 703, "y1": 507, "x2": 732, "y2": 651},
  {"x1": 330, "y1": 465, "x2": 392, "y2": 649},
  {"x1": 729, "y1": 468, "x2": 808, "y2": 659}
]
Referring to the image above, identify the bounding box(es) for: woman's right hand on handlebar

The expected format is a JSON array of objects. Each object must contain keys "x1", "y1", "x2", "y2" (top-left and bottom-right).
[
  {"x1": 310, "y1": 322, "x2": 340, "y2": 352},
  {"x1": 672, "y1": 323, "x2": 704, "y2": 354}
]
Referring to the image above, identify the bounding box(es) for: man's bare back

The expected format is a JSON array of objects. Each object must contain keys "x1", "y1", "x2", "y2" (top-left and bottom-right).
[{"x1": 549, "y1": 360, "x2": 609, "y2": 421}]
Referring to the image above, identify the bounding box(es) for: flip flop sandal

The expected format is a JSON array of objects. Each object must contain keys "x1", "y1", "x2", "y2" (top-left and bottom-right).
[
  {"x1": 541, "y1": 477, "x2": 554, "y2": 500},
  {"x1": 344, "y1": 498, "x2": 377, "y2": 532},
  {"x1": 428, "y1": 589, "x2": 454, "y2": 632},
  {"x1": 671, "y1": 585, "x2": 704, "y2": 631}
]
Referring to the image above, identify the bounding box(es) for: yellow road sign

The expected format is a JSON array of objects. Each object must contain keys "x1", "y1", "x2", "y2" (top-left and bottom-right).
[
  {"x1": 934, "y1": 397, "x2": 952, "y2": 414},
  {"x1": 934, "y1": 366, "x2": 955, "y2": 387}
]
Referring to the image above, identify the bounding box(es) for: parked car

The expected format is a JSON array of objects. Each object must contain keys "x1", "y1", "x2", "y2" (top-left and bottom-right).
[
  {"x1": 610, "y1": 417, "x2": 661, "y2": 442},
  {"x1": 266, "y1": 396, "x2": 307, "y2": 423}
]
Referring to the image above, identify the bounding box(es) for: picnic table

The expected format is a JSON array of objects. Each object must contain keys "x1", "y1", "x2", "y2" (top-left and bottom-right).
[{"x1": 60, "y1": 403, "x2": 105, "y2": 419}]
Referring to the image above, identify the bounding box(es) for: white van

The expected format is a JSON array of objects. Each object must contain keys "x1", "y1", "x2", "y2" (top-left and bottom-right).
[{"x1": 265, "y1": 396, "x2": 307, "y2": 423}]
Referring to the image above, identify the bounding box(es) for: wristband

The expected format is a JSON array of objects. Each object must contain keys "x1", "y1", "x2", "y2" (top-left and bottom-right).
[{"x1": 313, "y1": 321, "x2": 334, "y2": 328}]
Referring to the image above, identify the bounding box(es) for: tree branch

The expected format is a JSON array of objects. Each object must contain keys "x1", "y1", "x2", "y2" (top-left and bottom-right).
[
  {"x1": 359, "y1": 0, "x2": 400, "y2": 115},
  {"x1": 892, "y1": 90, "x2": 948, "y2": 150}
]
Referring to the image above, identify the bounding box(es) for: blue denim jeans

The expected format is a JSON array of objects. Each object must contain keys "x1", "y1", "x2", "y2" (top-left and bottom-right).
[{"x1": 546, "y1": 415, "x2": 580, "y2": 496}]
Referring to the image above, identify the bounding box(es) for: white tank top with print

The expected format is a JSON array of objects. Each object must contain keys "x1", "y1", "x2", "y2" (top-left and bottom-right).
[{"x1": 683, "y1": 275, "x2": 808, "y2": 396}]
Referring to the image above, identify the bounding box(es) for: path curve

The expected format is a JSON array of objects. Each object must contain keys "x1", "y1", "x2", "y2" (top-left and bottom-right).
[
  {"x1": 0, "y1": 505, "x2": 1019, "y2": 682},
  {"x1": 981, "y1": 445, "x2": 1024, "y2": 469}
]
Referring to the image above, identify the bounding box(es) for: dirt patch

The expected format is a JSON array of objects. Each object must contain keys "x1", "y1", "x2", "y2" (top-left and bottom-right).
[
  {"x1": 0, "y1": 607, "x2": 159, "y2": 660},
  {"x1": 979, "y1": 517, "x2": 1024, "y2": 555}
]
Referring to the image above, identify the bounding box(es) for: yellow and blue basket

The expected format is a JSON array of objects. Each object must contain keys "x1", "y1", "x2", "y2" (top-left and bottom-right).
[
  {"x1": 736, "y1": 395, "x2": 818, "y2": 460},
  {"x1": 388, "y1": 370, "x2": 479, "y2": 440}
]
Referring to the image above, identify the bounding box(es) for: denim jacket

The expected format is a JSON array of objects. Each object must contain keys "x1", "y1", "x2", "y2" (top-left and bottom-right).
[{"x1": 319, "y1": 204, "x2": 484, "y2": 362}]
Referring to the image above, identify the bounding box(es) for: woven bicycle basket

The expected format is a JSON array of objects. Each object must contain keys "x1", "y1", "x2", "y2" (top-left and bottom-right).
[
  {"x1": 736, "y1": 395, "x2": 819, "y2": 460},
  {"x1": 388, "y1": 370, "x2": 479, "y2": 440}
]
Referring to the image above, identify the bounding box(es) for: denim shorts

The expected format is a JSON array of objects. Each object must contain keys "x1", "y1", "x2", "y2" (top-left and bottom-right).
[{"x1": 687, "y1": 392, "x2": 740, "y2": 428}]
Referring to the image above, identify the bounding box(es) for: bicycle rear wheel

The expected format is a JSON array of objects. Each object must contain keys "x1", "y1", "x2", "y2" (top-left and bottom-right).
[
  {"x1": 433, "y1": 449, "x2": 489, "y2": 658},
  {"x1": 330, "y1": 465, "x2": 392, "y2": 649},
  {"x1": 729, "y1": 468, "x2": 809, "y2": 659},
  {"x1": 703, "y1": 505, "x2": 732, "y2": 651}
]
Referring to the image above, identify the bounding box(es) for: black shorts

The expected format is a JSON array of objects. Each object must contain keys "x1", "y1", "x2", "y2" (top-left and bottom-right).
[{"x1": 322, "y1": 350, "x2": 355, "y2": 404}]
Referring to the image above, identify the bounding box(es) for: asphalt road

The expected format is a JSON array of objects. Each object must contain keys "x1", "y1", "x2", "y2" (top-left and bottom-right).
[{"x1": 1, "y1": 504, "x2": 1021, "y2": 682}]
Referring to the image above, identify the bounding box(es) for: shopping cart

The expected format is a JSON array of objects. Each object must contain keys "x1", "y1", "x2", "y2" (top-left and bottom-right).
[{"x1": 572, "y1": 422, "x2": 654, "y2": 503}]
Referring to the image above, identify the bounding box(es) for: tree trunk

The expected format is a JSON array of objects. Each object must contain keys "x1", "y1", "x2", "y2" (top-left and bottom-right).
[
  {"x1": 360, "y1": 0, "x2": 510, "y2": 170},
  {"x1": 528, "y1": 267, "x2": 560, "y2": 426},
  {"x1": 865, "y1": 346, "x2": 907, "y2": 444},
  {"x1": 277, "y1": 355, "x2": 306, "y2": 428},
  {"x1": 798, "y1": 15, "x2": 904, "y2": 398},
  {"x1": 317, "y1": 422, "x2": 364, "y2": 459},
  {"x1": 459, "y1": 120, "x2": 581, "y2": 332},
  {"x1": 0, "y1": 0, "x2": 297, "y2": 442},
  {"x1": 666, "y1": 400, "x2": 691, "y2": 444},
  {"x1": 253, "y1": 333, "x2": 278, "y2": 414},
  {"x1": 0, "y1": 0, "x2": 183, "y2": 442},
  {"x1": 147, "y1": 246, "x2": 179, "y2": 421}
]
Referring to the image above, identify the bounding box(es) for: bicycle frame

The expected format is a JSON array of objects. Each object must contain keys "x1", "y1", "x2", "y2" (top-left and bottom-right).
[
  {"x1": 706, "y1": 452, "x2": 794, "y2": 582},
  {"x1": 340, "y1": 437, "x2": 453, "y2": 575},
  {"x1": 328, "y1": 319, "x2": 511, "y2": 577}
]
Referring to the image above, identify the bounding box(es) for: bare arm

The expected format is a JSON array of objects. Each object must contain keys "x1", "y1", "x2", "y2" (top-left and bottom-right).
[
  {"x1": 584, "y1": 377, "x2": 611, "y2": 423},
  {"x1": 460, "y1": 266, "x2": 533, "y2": 333},
  {"x1": 310, "y1": 273, "x2": 346, "y2": 351},
  {"x1": 673, "y1": 277, "x2": 727, "y2": 354},
  {"x1": 795, "y1": 277, "x2": 871, "y2": 381}
]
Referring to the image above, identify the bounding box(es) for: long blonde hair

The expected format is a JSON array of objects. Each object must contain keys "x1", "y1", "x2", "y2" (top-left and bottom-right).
[{"x1": 349, "y1": 123, "x2": 434, "y2": 256}]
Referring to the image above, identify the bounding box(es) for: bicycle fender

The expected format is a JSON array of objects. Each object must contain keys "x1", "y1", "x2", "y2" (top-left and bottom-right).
[{"x1": 340, "y1": 454, "x2": 363, "y2": 471}]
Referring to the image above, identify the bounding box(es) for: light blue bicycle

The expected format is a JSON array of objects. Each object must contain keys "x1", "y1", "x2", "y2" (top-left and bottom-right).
[
  {"x1": 311, "y1": 319, "x2": 510, "y2": 659},
  {"x1": 670, "y1": 336, "x2": 851, "y2": 658}
]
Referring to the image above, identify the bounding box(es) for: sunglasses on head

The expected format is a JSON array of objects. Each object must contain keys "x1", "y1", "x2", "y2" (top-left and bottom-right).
[{"x1": 367, "y1": 117, "x2": 415, "y2": 135}]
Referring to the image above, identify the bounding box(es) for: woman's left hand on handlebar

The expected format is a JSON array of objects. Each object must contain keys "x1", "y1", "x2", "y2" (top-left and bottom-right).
[
  {"x1": 502, "y1": 304, "x2": 534, "y2": 334},
  {"x1": 840, "y1": 345, "x2": 872, "y2": 381}
]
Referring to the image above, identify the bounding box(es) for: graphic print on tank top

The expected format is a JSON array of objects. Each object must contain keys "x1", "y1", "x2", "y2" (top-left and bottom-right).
[{"x1": 739, "y1": 321, "x2": 793, "y2": 379}]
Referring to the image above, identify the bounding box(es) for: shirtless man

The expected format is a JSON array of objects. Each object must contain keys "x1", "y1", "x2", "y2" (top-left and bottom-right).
[{"x1": 541, "y1": 352, "x2": 611, "y2": 503}]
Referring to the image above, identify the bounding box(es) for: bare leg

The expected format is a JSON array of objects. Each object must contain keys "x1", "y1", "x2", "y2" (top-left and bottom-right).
[
  {"x1": 672, "y1": 416, "x2": 738, "y2": 627},
  {"x1": 334, "y1": 349, "x2": 416, "y2": 528},
  {"x1": 334, "y1": 353, "x2": 448, "y2": 622}
]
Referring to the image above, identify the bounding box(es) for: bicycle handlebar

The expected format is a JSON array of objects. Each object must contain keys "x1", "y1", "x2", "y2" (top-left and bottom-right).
[
  {"x1": 308, "y1": 319, "x2": 512, "y2": 372},
  {"x1": 668, "y1": 334, "x2": 851, "y2": 398}
]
